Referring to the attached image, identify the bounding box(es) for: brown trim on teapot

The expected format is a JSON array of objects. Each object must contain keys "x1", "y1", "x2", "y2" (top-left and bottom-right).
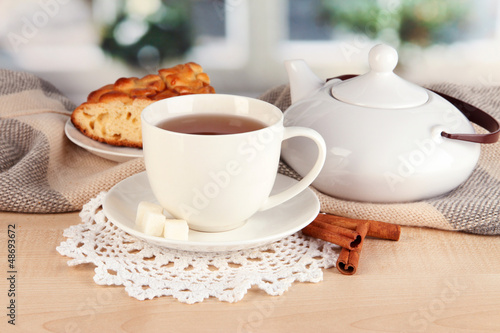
[
  {"x1": 430, "y1": 91, "x2": 500, "y2": 144},
  {"x1": 326, "y1": 75, "x2": 500, "y2": 144}
]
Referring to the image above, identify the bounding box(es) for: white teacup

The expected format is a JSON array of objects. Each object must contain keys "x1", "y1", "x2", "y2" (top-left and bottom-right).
[{"x1": 141, "y1": 94, "x2": 326, "y2": 232}]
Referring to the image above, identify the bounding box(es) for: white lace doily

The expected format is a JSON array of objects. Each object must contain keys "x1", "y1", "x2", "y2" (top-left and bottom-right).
[{"x1": 57, "y1": 193, "x2": 340, "y2": 304}]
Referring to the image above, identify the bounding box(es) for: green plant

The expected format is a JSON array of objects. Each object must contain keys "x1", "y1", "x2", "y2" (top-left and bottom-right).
[
  {"x1": 319, "y1": 0, "x2": 471, "y2": 46},
  {"x1": 99, "y1": 0, "x2": 192, "y2": 69}
]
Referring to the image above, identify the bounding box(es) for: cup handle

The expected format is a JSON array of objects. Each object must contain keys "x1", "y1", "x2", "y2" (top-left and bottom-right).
[{"x1": 258, "y1": 126, "x2": 326, "y2": 211}]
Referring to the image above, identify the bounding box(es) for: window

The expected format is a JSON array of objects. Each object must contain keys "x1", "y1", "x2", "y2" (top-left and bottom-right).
[{"x1": 2, "y1": 0, "x2": 500, "y2": 102}]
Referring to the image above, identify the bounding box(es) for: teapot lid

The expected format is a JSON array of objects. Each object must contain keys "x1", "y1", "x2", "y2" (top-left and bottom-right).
[{"x1": 330, "y1": 44, "x2": 429, "y2": 109}]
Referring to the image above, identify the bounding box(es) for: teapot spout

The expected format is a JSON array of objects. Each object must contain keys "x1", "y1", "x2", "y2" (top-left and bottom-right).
[{"x1": 285, "y1": 59, "x2": 323, "y2": 104}]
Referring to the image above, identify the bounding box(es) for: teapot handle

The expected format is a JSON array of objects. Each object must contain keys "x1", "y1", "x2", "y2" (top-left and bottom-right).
[
  {"x1": 327, "y1": 75, "x2": 500, "y2": 144},
  {"x1": 430, "y1": 90, "x2": 499, "y2": 144}
]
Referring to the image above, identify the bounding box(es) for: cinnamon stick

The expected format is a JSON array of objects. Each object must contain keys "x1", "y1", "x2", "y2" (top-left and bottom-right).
[
  {"x1": 302, "y1": 214, "x2": 401, "y2": 275},
  {"x1": 336, "y1": 221, "x2": 369, "y2": 275},
  {"x1": 302, "y1": 223, "x2": 361, "y2": 250},
  {"x1": 313, "y1": 213, "x2": 401, "y2": 241}
]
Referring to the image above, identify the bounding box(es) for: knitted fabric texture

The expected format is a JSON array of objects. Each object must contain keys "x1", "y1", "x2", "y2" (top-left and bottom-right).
[{"x1": 1, "y1": 69, "x2": 499, "y2": 234}]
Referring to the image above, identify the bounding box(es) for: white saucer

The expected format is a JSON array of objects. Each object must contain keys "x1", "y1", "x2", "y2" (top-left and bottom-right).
[
  {"x1": 65, "y1": 119, "x2": 143, "y2": 163},
  {"x1": 102, "y1": 172, "x2": 320, "y2": 252}
]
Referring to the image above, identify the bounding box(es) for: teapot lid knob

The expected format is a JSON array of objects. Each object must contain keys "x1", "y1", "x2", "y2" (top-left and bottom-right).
[
  {"x1": 330, "y1": 44, "x2": 429, "y2": 109},
  {"x1": 369, "y1": 44, "x2": 398, "y2": 73}
]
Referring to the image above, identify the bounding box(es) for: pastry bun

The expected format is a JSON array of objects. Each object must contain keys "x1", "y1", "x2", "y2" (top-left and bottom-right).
[{"x1": 71, "y1": 62, "x2": 215, "y2": 148}]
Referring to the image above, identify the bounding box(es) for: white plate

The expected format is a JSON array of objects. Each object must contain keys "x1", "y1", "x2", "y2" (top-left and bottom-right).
[
  {"x1": 102, "y1": 172, "x2": 320, "y2": 252},
  {"x1": 64, "y1": 119, "x2": 143, "y2": 163}
]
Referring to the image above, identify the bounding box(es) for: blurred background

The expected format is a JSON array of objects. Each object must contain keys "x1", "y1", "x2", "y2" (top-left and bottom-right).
[{"x1": 1, "y1": 0, "x2": 499, "y2": 105}]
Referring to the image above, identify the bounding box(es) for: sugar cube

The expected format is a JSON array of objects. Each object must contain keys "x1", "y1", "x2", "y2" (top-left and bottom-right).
[
  {"x1": 135, "y1": 201, "x2": 163, "y2": 229},
  {"x1": 142, "y1": 211, "x2": 167, "y2": 237},
  {"x1": 163, "y1": 219, "x2": 189, "y2": 241}
]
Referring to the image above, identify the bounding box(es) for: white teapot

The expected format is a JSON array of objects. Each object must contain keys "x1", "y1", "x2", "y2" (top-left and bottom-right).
[{"x1": 281, "y1": 44, "x2": 499, "y2": 202}]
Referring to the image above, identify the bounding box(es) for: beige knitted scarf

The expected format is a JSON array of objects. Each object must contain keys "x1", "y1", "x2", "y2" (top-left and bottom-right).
[
  {"x1": 1, "y1": 69, "x2": 499, "y2": 234},
  {"x1": 0, "y1": 69, "x2": 145, "y2": 212}
]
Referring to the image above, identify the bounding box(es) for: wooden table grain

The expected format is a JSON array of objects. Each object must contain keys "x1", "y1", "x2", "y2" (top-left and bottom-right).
[{"x1": 1, "y1": 211, "x2": 499, "y2": 333}]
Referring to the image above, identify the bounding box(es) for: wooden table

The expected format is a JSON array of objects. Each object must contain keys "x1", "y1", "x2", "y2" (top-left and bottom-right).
[{"x1": 1, "y1": 211, "x2": 499, "y2": 333}]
